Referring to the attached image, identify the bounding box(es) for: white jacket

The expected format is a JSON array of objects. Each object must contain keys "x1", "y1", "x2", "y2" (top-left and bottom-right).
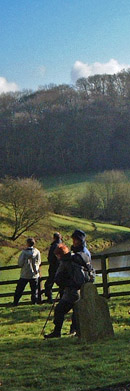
[{"x1": 18, "y1": 247, "x2": 41, "y2": 279}]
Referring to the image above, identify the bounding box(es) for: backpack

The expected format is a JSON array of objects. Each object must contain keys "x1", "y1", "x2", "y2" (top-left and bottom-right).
[{"x1": 71, "y1": 253, "x2": 96, "y2": 289}]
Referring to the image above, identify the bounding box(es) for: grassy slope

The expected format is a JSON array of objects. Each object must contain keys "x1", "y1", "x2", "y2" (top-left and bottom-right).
[
  {"x1": 42, "y1": 170, "x2": 130, "y2": 190},
  {"x1": 0, "y1": 213, "x2": 130, "y2": 303},
  {"x1": 0, "y1": 296, "x2": 130, "y2": 391},
  {"x1": 1, "y1": 213, "x2": 130, "y2": 265},
  {"x1": 42, "y1": 172, "x2": 95, "y2": 190}
]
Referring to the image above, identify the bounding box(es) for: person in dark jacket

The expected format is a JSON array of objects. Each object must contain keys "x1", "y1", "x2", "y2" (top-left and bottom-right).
[
  {"x1": 70, "y1": 229, "x2": 91, "y2": 334},
  {"x1": 44, "y1": 242, "x2": 91, "y2": 339},
  {"x1": 44, "y1": 232, "x2": 62, "y2": 303},
  {"x1": 71, "y1": 229, "x2": 91, "y2": 259}
]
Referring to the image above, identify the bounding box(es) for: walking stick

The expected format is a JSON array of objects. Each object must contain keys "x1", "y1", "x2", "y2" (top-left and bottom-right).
[{"x1": 41, "y1": 291, "x2": 59, "y2": 336}]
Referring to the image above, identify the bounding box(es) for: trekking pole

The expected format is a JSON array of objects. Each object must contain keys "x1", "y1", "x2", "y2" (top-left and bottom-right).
[{"x1": 41, "y1": 291, "x2": 59, "y2": 336}]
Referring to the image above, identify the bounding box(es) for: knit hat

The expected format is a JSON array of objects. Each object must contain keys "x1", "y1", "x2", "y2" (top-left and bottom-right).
[{"x1": 71, "y1": 229, "x2": 86, "y2": 241}]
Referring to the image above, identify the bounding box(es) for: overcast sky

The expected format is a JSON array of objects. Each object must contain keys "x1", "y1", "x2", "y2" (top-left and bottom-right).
[{"x1": 0, "y1": 0, "x2": 130, "y2": 93}]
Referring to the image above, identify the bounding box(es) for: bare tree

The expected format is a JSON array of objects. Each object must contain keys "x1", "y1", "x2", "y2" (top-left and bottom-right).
[{"x1": 0, "y1": 177, "x2": 49, "y2": 240}]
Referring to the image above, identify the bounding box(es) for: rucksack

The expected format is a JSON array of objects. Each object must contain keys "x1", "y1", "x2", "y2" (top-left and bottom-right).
[{"x1": 71, "y1": 252, "x2": 96, "y2": 289}]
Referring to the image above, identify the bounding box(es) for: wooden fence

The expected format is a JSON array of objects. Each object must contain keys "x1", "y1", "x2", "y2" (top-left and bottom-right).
[{"x1": 0, "y1": 250, "x2": 130, "y2": 307}]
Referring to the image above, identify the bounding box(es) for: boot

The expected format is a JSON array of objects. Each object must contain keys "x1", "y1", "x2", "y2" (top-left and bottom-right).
[
  {"x1": 44, "y1": 326, "x2": 61, "y2": 339},
  {"x1": 44, "y1": 330, "x2": 61, "y2": 339},
  {"x1": 70, "y1": 324, "x2": 77, "y2": 335}
]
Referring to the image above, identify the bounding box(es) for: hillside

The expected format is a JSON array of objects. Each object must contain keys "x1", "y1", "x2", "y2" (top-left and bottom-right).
[
  {"x1": 0, "y1": 213, "x2": 130, "y2": 267},
  {"x1": 0, "y1": 70, "x2": 130, "y2": 178}
]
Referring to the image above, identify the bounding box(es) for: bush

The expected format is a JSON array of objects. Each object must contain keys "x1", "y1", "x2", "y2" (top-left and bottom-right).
[
  {"x1": 48, "y1": 189, "x2": 71, "y2": 215},
  {"x1": 77, "y1": 183, "x2": 104, "y2": 219},
  {"x1": 77, "y1": 171, "x2": 130, "y2": 225}
]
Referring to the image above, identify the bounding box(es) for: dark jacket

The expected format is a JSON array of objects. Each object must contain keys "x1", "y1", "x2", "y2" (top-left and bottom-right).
[
  {"x1": 48, "y1": 239, "x2": 62, "y2": 265},
  {"x1": 54, "y1": 251, "x2": 91, "y2": 303},
  {"x1": 71, "y1": 241, "x2": 91, "y2": 260}
]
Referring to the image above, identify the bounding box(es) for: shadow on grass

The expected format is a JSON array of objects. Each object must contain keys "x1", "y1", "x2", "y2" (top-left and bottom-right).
[
  {"x1": 0, "y1": 321, "x2": 130, "y2": 391},
  {"x1": 0, "y1": 304, "x2": 50, "y2": 325},
  {"x1": 93, "y1": 382, "x2": 130, "y2": 391}
]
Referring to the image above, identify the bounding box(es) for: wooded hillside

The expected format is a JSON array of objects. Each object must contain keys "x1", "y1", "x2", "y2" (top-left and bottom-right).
[{"x1": 0, "y1": 70, "x2": 130, "y2": 177}]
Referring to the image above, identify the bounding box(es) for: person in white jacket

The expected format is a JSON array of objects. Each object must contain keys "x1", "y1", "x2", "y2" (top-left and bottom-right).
[{"x1": 13, "y1": 238, "x2": 41, "y2": 306}]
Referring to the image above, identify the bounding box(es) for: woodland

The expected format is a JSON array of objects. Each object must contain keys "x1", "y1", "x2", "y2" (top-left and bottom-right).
[{"x1": 0, "y1": 69, "x2": 130, "y2": 178}]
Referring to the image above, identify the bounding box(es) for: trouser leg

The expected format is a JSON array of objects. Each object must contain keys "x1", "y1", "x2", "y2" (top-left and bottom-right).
[
  {"x1": 44, "y1": 263, "x2": 58, "y2": 299},
  {"x1": 29, "y1": 278, "x2": 39, "y2": 304},
  {"x1": 44, "y1": 277, "x2": 53, "y2": 299},
  {"x1": 37, "y1": 277, "x2": 42, "y2": 304},
  {"x1": 70, "y1": 293, "x2": 80, "y2": 333},
  {"x1": 54, "y1": 299, "x2": 73, "y2": 333},
  {"x1": 70, "y1": 307, "x2": 78, "y2": 333},
  {"x1": 14, "y1": 278, "x2": 28, "y2": 305}
]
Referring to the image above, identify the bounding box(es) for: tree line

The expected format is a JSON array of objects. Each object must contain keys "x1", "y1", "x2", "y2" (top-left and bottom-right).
[
  {"x1": 48, "y1": 170, "x2": 130, "y2": 227},
  {"x1": 0, "y1": 69, "x2": 130, "y2": 177}
]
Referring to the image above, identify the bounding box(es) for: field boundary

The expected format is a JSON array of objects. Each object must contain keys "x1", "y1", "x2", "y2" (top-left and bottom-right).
[{"x1": 0, "y1": 251, "x2": 130, "y2": 306}]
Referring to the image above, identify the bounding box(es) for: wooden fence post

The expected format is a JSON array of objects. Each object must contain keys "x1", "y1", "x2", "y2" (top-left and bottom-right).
[{"x1": 101, "y1": 256, "x2": 110, "y2": 298}]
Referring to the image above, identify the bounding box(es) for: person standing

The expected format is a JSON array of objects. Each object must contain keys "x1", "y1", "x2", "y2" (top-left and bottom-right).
[
  {"x1": 44, "y1": 232, "x2": 62, "y2": 303},
  {"x1": 70, "y1": 229, "x2": 92, "y2": 334},
  {"x1": 44, "y1": 243, "x2": 79, "y2": 338},
  {"x1": 44, "y1": 240, "x2": 92, "y2": 339},
  {"x1": 13, "y1": 237, "x2": 41, "y2": 306},
  {"x1": 71, "y1": 229, "x2": 91, "y2": 259}
]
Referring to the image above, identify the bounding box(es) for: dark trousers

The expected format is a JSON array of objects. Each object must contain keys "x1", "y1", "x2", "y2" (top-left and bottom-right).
[
  {"x1": 54, "y1": 299, "x2": 77, "y2": 333},
  {"x1": 14, "y1": 278, "x2": 39, "y2": 305},
  {"x1": 44, "y1": 263, "x2": 58, "y2": 299}
]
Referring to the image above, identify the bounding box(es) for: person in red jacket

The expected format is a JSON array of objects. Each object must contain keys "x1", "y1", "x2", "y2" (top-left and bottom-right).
[
  {"x1": 44, "y1": 241, "x2": 92, "y2": 339},
  {"x1": 44, "y1": 232, "x2": 62, "y2": 303}
]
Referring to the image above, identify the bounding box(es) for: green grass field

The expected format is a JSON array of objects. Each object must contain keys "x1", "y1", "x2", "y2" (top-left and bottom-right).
[
  {"x1": 0, "y1": 294, "x2": 130, "y2": 391},
  {"x1": 42, "y1": 170, "x2": 130, "y2": 191},
  {"x1": 42, "y1": 172, "x2": 95, "y2": 190}
]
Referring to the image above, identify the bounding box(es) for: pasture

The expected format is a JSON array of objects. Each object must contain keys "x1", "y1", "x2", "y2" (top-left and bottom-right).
[
  {"x1": 42, "y1": 170, "x2": 130, "y2": 191},
  {"x1": 0, "y1": 294, "x2": 130, "y2": 391},
  {"x1": 0, "y1": 201, "x2": 130, "y2": 390}
]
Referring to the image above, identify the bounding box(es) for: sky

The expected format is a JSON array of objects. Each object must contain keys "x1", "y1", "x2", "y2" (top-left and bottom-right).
[{"x1": 0, "y1": 0, "x2": 130, "y2": 93}]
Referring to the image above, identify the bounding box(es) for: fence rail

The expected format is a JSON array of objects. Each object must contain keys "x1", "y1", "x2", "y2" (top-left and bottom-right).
[{"x1": 0, "y1": 251, "x2": 130, "y2": 306}]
